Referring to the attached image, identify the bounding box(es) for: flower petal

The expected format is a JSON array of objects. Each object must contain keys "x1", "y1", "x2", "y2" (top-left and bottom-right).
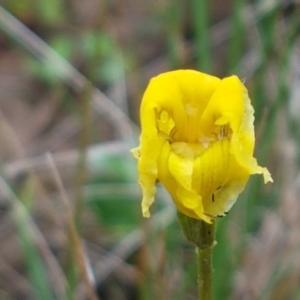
[
  {"x1": 199, "y1": 75, "x2": 244, "y2": 139},
  {"x1": 157, "y1": 140, "x2": 212, "y2": 223}
]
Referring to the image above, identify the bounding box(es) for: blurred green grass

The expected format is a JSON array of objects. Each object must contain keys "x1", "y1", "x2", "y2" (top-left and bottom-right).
[{"x1": 0, "y1": 0, "x2": 299, "y2": 299}]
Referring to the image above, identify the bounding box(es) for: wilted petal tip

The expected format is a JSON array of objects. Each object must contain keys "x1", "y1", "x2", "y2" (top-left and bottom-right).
[
  {"x1": 131, "y1": 147, "x2": 140, "y2": 159},
  {"x1": 262, "y1": 168, "x2": 273, "y2": 184},
  {"x1": 203, "y1": 215, "x2": 213, "y2": 224},
  {"x1": 142, "y1": 208, "x2": 150, "y2": 218}
]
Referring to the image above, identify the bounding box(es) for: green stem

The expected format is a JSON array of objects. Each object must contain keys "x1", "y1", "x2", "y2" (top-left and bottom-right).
[
  {"x1": 177, "y1": 212, "x2": 215, "y2": 300},
  {"x1": 197, "y1": 243, "x2": 213, "y2": 300}
]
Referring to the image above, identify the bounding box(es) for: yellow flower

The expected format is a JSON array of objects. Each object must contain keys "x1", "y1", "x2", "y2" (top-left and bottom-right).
[{"x1": 132, "y1": 70, "x2": 273, "y2": 223}]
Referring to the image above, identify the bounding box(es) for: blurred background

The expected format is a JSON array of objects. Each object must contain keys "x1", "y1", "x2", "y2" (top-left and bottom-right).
[{"x1": 0, "y1": 0, "x2": 299, "y2": 299}]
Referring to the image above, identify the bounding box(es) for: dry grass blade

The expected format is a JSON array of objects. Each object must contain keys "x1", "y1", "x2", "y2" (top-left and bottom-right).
[
  {"x1": 45, "y1": 153, "x2": 99, "y2": 300},
  {"x1": 0, "y1": 175, "x2": 67, "y2": 300},
  {"x1": 0, "y1": 258, "x2": 33, "y2": 297},
  {"x1": 0, "y1": 5, "x2": 137, "y2": 142},
  {"x1": 4, "y1": 141, "x2": 129, "y2": 182},
  {"x1": 94, "y1": 200, "x2": 175, "y2": 283}
]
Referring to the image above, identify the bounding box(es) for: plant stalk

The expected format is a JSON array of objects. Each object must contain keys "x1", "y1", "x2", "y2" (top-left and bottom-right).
[
  {"x1": 177, "y1": 212, "x2": 215, "y2": 300},
  {"x1": 197, "y1": 241, "x2": 214, "y2": 300}
]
